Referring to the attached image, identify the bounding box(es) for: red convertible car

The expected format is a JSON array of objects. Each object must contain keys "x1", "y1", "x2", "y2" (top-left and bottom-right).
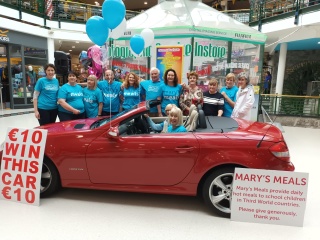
[{"x1": 0, "y1": 100, "x2": 295, "y2": 217}]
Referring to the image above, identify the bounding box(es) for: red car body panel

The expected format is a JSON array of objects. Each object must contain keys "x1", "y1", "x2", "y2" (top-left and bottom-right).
[{"x1": 0, "y1": 102, "x2": 295, "y2": 197}]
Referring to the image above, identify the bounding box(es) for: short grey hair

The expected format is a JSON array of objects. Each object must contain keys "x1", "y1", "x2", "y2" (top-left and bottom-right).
[
  {"x1": 150, "y1": 67, "x2": 160, "y2": 74},
  {"x1": 238, "y1": 72, "x2": 249, "y2": 84}
]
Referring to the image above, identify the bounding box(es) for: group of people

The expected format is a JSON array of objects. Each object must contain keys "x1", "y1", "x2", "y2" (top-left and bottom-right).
[
  {"x1": 33, "y1": 64, "x2": 104, "y2": 125},
  {"x1": 33, "y1": 64, "x2": 255, "y2": 131}
]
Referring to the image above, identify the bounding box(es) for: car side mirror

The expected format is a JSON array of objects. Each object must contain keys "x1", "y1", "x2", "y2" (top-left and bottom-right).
[{"x1": 107, "y1": 126, "x2": 119, "y2": 138}]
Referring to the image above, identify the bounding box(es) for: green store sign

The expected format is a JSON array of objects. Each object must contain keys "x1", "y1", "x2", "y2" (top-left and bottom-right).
[{"x1": 109, "y1": 42, "x2": 227, "y2": 59}]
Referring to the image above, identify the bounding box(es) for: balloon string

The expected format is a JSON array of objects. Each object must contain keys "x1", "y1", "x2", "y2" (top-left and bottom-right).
[
  {"x1": 109, "y1": 81, "x2": 111, "y2": 129},
  {"x1": 138, "y1": 57, "x2": 141, "y2": 103}
]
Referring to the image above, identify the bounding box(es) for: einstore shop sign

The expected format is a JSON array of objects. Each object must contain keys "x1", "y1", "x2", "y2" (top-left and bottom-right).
[{"x1": 231, "y1": 168, "x2": 309, "y2": 227}]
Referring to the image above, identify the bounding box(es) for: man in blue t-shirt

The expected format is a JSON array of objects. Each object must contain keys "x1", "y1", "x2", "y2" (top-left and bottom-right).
[
  {"x1": 220, "y1": 73, "x2": 238, "y2": 117},
  {"x1": 140, "y1": 67, "x2": 163, "y2": 117},
  {"x1": 98, "y1": 69, "x2": 122, "y2": 115}
]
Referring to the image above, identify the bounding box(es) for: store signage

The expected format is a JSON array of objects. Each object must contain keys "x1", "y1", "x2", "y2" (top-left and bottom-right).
[
  {"x1": 109, "y1": 42, "x2": 227, "y2": 59},
  {"x1": 0, "y1": 29, "x2": 10, "y2": 42},
  {"x1": 212, "y1": 61, "x2": 250, "y2": 71},
  {"x1": 112, "y1": 59, "x2": 150, "y2": 74},
  {"x1": 156, "y1": 45, "x2": 184, "y2": 82},
  {"x1": 0, "y1": 128, "x2": 48, "y2": 206},
  {"x1": 231, "y1": 168, "x2": 309, "y2": 227}
]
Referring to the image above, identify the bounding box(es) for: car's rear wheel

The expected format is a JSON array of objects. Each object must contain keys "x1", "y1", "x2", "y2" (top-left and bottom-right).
[
  {"x1": 40, "y1": 158, "x2": 60, "y2": 198},
  {"x1": 202, "y1": 167, "x2": 235, "y2": 217}
]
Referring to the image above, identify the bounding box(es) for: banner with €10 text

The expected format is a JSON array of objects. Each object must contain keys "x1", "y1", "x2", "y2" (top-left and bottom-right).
[{"x1": 0, "y1": 128, "x2": 47, "y2": 206}]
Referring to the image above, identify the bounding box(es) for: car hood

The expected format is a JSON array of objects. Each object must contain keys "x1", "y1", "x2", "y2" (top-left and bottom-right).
[{"x1": 36, "y1": 118, "x2": 98, "y2": 133}]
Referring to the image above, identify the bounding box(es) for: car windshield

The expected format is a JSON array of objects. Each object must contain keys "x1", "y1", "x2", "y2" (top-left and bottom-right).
[{"x1": 90, "y1": 105, "x2": 138, "y2": 129}]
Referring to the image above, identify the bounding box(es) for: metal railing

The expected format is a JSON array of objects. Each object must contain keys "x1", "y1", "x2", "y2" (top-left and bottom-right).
[
  {"x1": 260, "y1": 94, "x2": 320, "y2": 117},
  {"x1": 0, "y1": 0, "x2": 252, "y2": 27},
  {"x1": 0, "y1": 0, "x2": 140, "y2": 23},
  {"x1": 222, "y1": 9, "x2": 250, "y2": 24},
  {"x1": 250, "y1": 0, "x2": 320, "y2": 22}
]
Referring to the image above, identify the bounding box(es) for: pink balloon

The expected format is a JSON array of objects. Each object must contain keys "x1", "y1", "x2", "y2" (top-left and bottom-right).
[
  {"x1": 88, "y1": 67, "x2": 94, "y2": 75},
  {"x1": 89, "y1": 45, "x2": 103, "y2": 65}
]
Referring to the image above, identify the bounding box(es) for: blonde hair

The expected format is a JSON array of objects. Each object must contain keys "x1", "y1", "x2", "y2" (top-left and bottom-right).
[
  {"x1": 169, "y1": 107, "x2": 183, "y2": 126},
  {"x1": 226, "y1": 73, "x2": 236, "y2": 82},
  {"x1": 165, "y1": 103, "x2": 177, "y2": 111},
  {"x1": 208, "y1": 78, "x2": 218, "y2": 86},
  {"x1": 87, "y1": 75, "x2": 98, "y2": 89},
  {"x1": 162, "y1": 104, "x2": 178, "y2": 133}
]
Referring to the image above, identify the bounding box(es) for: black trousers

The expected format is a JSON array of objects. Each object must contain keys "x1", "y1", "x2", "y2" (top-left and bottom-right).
[
  {"x1": 58, "y1": 111, "x2": 86, "y2": 122},
  {"x1": 38, "y1": 108, "x2": 58, "y2": 126}
]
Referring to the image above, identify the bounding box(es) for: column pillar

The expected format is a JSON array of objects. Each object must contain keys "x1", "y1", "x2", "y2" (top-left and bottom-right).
[
  {"x1": 275, "y1": 42, "x2": 287, "y2": 95},
  {"x1": 275, "y1": 42, "x2": 287, "y2": 114},
  {"x1": 47, "y1": 37, "x2": 55, "y2": 64}
]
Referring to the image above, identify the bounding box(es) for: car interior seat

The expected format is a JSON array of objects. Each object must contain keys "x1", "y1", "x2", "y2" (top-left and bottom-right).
[
  {"x1": 197, "y1": 105, "x2": 207, "y2": 129},
  {"x1": 184, "y1": 104, "x2": 199, "y2": 132}
]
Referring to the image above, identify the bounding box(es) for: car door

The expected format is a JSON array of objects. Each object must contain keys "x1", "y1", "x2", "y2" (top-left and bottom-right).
[{"x1": 85, "y1": 128, "x2": 200, "y2": 186}]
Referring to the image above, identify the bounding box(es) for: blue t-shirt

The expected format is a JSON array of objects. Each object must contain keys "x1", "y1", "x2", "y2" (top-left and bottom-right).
[
  {"x1": 220, "y1": 86, "x2": 238, "y2": 117},
  {"x1": 140, "y1": 80, "x2": 163, "y2": 113},
  {"x1": 34, "y1": 77, "x2": 59, "y2": 110},
  {"x1": 120, "y1": 86, "x2": 142, "y2": 110},
  {"x1": 58, "y1": 84, "x2": 85, "y2": 114},
  {"x1": 168, "y1": 125, "x2": 187, "y2": 133},
  {"x1": 98, "y1": 80, "x2": 122, "y2": 113},
  {"x1": 83, "y1": 87, "x2": 103, "y2": 118},
  {"x1": 160, "y1": 84, "x2": 182, "y2": 114}
]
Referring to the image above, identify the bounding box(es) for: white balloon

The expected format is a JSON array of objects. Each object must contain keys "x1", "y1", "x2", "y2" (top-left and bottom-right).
[
  {"x1": 141, "y1": 28, "x2": 154, "y2": 48},
  {"x1": 110, "y1": 18, "x2": 127, "y2": 40}
]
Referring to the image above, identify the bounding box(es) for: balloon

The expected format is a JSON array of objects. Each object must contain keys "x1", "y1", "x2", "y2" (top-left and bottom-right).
[
  {"x1": 86, "y1": 16, "x2": 109, "y2": 46},
  {"x1": 102, "y1": 0, "x2": 126, "y2": 30},
  {"x1": 130, "y1": 35, "x2": 145, "y2": 55},
  {"x1": 90, "y1": 45, "x2": 103, "y2": 65},
  {"x1": 141, "y1": 28, "x2": 154, "y2": 48},
  {"x1": 110, "y1": 18, "x2": 127, "y2": 39},
  {"x1": 129, "y1": 47, "x2": 139, "y2": 58}
]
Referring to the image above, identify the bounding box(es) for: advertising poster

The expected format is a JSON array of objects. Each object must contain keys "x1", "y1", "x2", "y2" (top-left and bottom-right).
[
  {"x1": 156, "y1": 45, "x2": 184, "y2": 83},
  {"x1": 231, "y1": 168, "x2": 309, "y2": 227},
  {"x1": 251, "y1": 85, "x2": 260, "y2": 122},
  {"x1": 0, "y1": 128, "x2": 48, "y2": 206}
]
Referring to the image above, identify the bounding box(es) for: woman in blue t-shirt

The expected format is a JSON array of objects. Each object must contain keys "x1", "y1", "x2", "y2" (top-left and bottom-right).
[
  {"x1": 83, "y1": 75, "x2": 103, "y2": 118},
  {"x1": 120, "y1": 72, "x2": 142, "y2": 110},
  {"x1": 167, "y1": 107, "x2": 187, "y2": 133},
  {"x1": 33, "y1": 63, "x2": 59, "y2": 126},
  {"x1": 58, "y1": 71, "x2": 85, "y2": 122},
  {"x1": 160, "y1": 68, "x2": 182, "y2": 115}
]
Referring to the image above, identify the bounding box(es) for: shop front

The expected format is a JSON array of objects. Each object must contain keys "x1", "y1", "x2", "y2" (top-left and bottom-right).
[
  {"x1": 105, "y1": 0, "x2": 266, "y2": 121},
  {"x1": 0, "y1": 28, "x2": 48, "y2": 109}
]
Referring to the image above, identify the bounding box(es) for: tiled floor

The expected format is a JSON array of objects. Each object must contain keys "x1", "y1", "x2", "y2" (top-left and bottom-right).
[{"x1": 0, "y1": 112, "x2": 319, "y2": 240}]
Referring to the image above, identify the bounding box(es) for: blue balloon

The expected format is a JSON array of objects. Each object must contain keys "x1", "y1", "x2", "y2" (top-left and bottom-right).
[
  {"x1": 130, "y1": 35, "x2": 145, "y2": 55},
  {"x1": 86, "y1": 16, "x2": 109, "y2": 46},
  {"x1": 102, "y1": 0, "x2": 126, "y2": 30}
]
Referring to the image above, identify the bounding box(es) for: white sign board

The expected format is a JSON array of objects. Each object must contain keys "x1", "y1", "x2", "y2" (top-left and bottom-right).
[
  {"x1": 0, "y1": 128, "x2": 48, "y2": 206},
  {"x1": 231, "y1": 168, "x2": 308, "y2": 227}
]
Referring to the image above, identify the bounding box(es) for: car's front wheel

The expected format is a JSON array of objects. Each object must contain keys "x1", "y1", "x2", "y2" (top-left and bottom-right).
[
  {"x1": 40, "y1": 158, "x2": 60, "y2": 198},
  {"x1": 202, "y1": 167, "x2": 235, "y2": 217}
]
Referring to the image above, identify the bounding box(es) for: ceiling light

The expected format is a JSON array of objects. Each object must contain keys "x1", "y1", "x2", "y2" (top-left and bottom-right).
[
  {"x1": 69, "y1": 50, "x2": 72, "y2": 52},
  {"x1": 144, "y1": 1, "x2": 147, "y2": 4},
  {"x1": 72, "y1": 46, "x2": 75, "y2": 48}
]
